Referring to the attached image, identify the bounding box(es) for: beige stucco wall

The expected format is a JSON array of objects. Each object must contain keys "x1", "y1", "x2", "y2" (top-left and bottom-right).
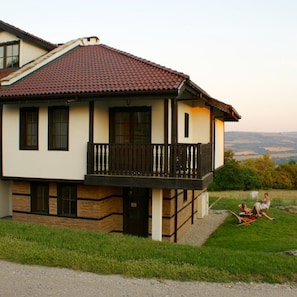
[
  {"x1": 2, "y1": 98, "x2": 223, "y2": 180},
  {"x1": 177, "y1": 102, "x2": 211, "y2": 144},
  {"x1": 0, "y1": 31, "x2": 17, "y2": 43},
  {"x1": 2, "y1": 102, "x2": 89, "y2": 180},
  {"x1": 19, "y1": 40, "x2": 48, "y2": 66},
  {"x1": 191, "y1": 106, "x2": 211, "y2": 143}
]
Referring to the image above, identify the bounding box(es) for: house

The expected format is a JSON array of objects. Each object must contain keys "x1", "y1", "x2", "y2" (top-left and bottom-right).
[{"x1": 0, "y1": 20, "x2": 240, "y2": 241}]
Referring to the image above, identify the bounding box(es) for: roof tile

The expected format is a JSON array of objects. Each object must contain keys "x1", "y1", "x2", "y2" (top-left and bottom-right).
[{"x1": 0, "y1": 44, "x2": 188, "y2": 99}]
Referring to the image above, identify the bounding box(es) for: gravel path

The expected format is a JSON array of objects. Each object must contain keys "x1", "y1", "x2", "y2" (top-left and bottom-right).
[
  {"x1": 1, "y1": 260, "x2": 297, "y2": 297},
  {"x1": 1, "y1": 210, "x2": 297, "y2": 296},
  {"x1": 178, "y1": 209, "x2": 229, "y2": 246}
]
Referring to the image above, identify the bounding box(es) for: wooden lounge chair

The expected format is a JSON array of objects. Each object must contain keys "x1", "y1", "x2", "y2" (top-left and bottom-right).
[{"x1": 230, "y1": 211, "x2": 256, "y2": 226}]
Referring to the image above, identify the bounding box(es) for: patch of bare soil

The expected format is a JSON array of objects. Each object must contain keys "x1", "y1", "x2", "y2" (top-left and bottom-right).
[{"x1": 275, "y1": 206, "x2": 297, "y2": 215}]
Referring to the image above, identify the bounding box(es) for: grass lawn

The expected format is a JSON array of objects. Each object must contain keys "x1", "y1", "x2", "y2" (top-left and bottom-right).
[{"x1": 0, "y1": 190, "x2": 297, "y2": 284}]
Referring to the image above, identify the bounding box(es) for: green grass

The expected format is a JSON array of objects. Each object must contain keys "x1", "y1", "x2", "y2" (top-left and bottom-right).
[{"x1": 1, "y1": 191, "x2": 297, "y2": 284}]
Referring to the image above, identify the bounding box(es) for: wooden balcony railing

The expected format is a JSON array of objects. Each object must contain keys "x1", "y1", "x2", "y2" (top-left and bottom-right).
[{"x1": 87, "y1": 142, "x2": 212, "y2": 179}]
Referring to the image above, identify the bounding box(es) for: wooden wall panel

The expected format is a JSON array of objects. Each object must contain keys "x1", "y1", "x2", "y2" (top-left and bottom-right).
[{"x1": 12, "y1": 195, "x2": 30, "y2": 212}]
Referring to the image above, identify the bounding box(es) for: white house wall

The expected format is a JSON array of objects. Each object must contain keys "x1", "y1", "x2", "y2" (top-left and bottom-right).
[
  {"x1": 19, "y1": 40, "x2": 48, "y2": 67},
  {"x1": 2, "y1": 102, "x2": 89, "y2": 180},
  {"x1": 214, "y1": 118, "x2": 224, "y2": 169},
  {"x1": 0, "y1": 31, "x2": 48, "y2": 67},
  {"x1": 177, "y1": 102, "x2": 193, "y2": 143},
  {"x1": 178, "y1": 103, "x2": 211, "y2": 144}
]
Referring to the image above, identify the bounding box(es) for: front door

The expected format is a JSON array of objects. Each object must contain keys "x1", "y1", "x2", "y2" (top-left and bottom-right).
[{"x1": 123, "y1": 187, "x2": 149, "y2": 237}]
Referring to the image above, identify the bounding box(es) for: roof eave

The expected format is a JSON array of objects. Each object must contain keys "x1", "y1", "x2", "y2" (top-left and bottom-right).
[
  {"x1": 0, "y1": 89, "x2": 180, "y2": 104},
  {"x1": 0, "y1": 20, "x2": 56, "y2": 51}
]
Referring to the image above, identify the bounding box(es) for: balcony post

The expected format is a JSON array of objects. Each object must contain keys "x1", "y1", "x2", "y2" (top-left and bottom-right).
[
  {"x1": 197, "y1": 143, "x2": 202, "y2": 179},
  {"x1": 87, "y1": 142, "x2": 94, "y2": 174}
]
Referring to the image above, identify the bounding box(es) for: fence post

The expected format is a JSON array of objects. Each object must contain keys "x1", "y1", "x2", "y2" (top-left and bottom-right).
[{"x1": 197, "y1": 143, "x2": 202, "y2": 179}]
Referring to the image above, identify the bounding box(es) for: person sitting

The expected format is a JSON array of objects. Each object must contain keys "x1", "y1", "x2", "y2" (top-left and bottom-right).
[
  {"x1": 254, "y1": 192, "x2": 271, "y2": 217},
  {"x1": 238, "y1": 203, "x2": 253, "y2": 216},
  {"x1": 237, "y1": 194, "x2": 276, "y2": 221}
]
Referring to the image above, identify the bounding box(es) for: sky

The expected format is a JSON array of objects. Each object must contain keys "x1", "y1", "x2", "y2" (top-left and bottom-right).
[{"x1": 2, "y1": 0, "x2": 297, "y2": 132}]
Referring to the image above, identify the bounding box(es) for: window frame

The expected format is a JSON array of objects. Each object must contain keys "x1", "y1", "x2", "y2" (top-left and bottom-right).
[
  {"x1": 48, "y1": 106, "x2": 69, "y2": 151},
  {"x1": 31, "y1": 182, "x2": 49, "y2": 214},
  {"x1": 0, "y1": 41, "x2": 20, "y2": 69},
  {"x1": 184, "y1": 112, "x2": 189, "y2": 138},
  {"x1": 109, "y1": 106, "x2": 151, "y2": 144},
  {"x1": 57, "y1": 183, "x2": 77, "y2": 217},
  {"x1": 20, "y1": 107, "x2": 39, "y2": 150}
]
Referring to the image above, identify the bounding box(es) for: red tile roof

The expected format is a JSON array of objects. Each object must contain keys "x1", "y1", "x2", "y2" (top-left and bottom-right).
[{"x1": 0, "y1": 44, "x2": 189, "y2": 99}]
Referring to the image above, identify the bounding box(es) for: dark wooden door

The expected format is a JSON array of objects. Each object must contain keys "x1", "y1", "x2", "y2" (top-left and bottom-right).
[{"x1": 123, "y1": 187, "x2": 149, "y2": 237}]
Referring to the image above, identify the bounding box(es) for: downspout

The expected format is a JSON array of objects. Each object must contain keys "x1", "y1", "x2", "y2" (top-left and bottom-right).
[
  {"x1": 171, "y1": 98, "x2": 178, "y2": 177},
  {"x1": 210, "y1": 107, "x2": 215, "y2": 174},
  {"x1": 174, "y1": 189, "x2": 178, "y2": 242},
  {"x1": 170, "y1": 80, "x2": 186, "y2": 176},
  {"x1": 87, "y1": 101, "x2": 94, "y2": 174},
  {"x1": 89, "y1": 101, "x2": 94, "y2": 143},
  {"x1": 0, "y1": 104, "x2": 3, "y2": 178},
  {"x1": 191, "y1": 189, "x2": 194, "y2": 224}
]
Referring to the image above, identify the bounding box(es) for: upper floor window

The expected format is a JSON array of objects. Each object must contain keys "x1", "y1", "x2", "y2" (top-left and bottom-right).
[
  {"x1": 48, "y1": 106, "x2": 69, "y2": 150},
  {"x1": 0, "y1": 41, "x2": 19, "y2": 69},
  {"x1": 20, "y1": 107, "x2": 38, "y2": 150}
]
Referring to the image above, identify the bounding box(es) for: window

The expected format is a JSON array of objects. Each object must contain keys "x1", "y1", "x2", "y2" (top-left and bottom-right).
[
  {"x1": 31, "y1": 183, "x2": 49, "y2": 214},
  {"x1": 110, "y1": 107, "x2": 151, "y2": 143},
  {"x1": 48, "y1": 106, "x2": 69, "y2": 150},
  {"x1": 58, "y1": 184, "x2": 77, "y2": 217},
  {"x1": 184, "y1": 113, "x2": 189, "y2": 138},
  {"x1": 20, "y1": 107, "x2": 38, "y2": 150},
  {"x1": 0, "y1": 41, "x2": 19, "y2": 69}
]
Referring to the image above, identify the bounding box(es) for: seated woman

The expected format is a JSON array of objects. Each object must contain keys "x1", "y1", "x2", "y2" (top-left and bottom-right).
[
  {"x1": 254, "y1": 192, "x2": 271, "y2": 217},
  {"x1": 238, "y1": 203, "x2": 253, "y2": 216}
]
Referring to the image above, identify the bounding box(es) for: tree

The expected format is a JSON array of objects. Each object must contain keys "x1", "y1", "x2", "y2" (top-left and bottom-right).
[
  {"x1": 208, "y1": 150, "x2": 244, "y2": 190},
  {"x1": 241, "y1": 166, "x2": 262, "y2": 190},
  {"x1": 245, "y1": 154, "x2": 275, "y2": 189}
]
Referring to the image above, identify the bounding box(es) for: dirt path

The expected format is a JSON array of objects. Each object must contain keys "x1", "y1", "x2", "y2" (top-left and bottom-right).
[{"x1": 1, "y1": 260, "x2": 297, "y2": 297}]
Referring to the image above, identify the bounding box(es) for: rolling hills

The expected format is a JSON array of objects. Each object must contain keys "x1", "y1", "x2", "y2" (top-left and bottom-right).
[{"x1": 225, "y1": 131, "x2": 297, "y2": 163}]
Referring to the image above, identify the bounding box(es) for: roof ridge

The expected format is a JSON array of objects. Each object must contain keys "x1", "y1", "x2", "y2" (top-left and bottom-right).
[
  {"x1": 0, "y1": 19, "x2": 56, "y2": 50},
  {"x1": 100, "y1": 44, "x2": 189, "y2": 80}
]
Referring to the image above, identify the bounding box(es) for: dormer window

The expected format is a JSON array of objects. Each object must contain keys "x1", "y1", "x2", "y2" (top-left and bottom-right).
[{"x1": 0, "y1": 41, "x2": 19, "y2": 69}]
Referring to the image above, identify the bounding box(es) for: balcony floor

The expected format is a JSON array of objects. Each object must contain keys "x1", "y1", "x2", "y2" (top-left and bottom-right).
[{"x1": 84, "y1": 172, "x2": 213, "y2": 190}]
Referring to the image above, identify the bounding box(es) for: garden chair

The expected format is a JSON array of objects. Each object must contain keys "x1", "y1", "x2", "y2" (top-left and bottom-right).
[{"x1": 230, "y1": 211, "x2": 256, "y2": 226}]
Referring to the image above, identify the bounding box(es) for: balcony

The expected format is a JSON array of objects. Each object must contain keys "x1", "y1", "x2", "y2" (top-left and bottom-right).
[{"x1": 85, "y1": 142, "x2": 213, "y2": 189}]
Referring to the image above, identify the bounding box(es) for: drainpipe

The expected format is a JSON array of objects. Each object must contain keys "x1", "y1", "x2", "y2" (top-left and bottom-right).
[{"x1": 174, "y1": 189, "x2": 178, "y2": 242}]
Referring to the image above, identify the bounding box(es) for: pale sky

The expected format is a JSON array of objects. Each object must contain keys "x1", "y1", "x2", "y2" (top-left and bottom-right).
[{"x1": 2, "y1": 0, "x2": 296, "y2": 132}]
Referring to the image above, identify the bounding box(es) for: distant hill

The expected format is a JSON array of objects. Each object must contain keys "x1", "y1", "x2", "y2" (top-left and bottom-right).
[{"x1": 225, "y1": 131, "x2": 297, "y2": 163}]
